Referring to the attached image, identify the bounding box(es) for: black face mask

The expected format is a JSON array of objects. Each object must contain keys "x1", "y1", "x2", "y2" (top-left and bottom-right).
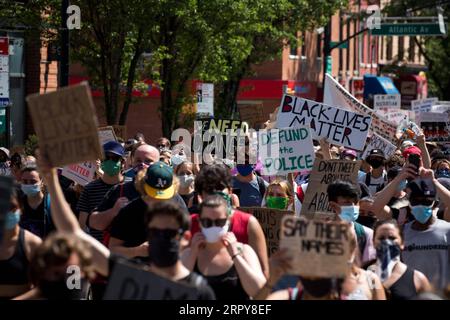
[
  {"x1": 39, "y1": 278, "x2": 86, "y2": 300},
  {"x1": 356, "y1": 215, "x2": 378, "y2": 229},
  {"x1": 299, "y1": 277, "x2": 342, "y2": 298},
  {"x1": 148, "y1": 229, "x2": 180, "y2": 268},
  {"x1": 367, "y1": 159, "x2": 384, "y2": 169}
]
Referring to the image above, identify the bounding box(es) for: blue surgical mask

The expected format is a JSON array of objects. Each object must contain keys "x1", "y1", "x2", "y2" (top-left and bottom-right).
[
  {"x1": 436, "y1": 169, "x2": 450, "y2": 179},
  {"x1": 21, "y1": 184, "x2": 41, "y2": 196},
  {"x1": 236, "y1": 164, "x2": 254, "y2": 176},
  {"x1": 397, "y1": 179, "x2": 408, "y2": 192},
  {"x1": 411, "y1": 205, "x2": 433, "y2": 224},
  {"x1": 340, "y1": 205, "x2": 359, "y2": 222},
  {"x1": 4, "y1": 210, "x2": 21, "y2": 230}
]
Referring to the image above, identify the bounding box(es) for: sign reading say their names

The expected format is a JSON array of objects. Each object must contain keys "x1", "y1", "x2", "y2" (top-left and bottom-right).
[
  {"x1": 374, "y1": 94, "x2": 401, "y2": 110},
  {"x1": 258, "y1": 126, "x2": 315, "y2": 175},
  {"x1": 103, "y1": 259, "x2": 200, "y2": 300},
  {"x1": 26, "y1": 82, "x2": 103, "y2": 167},
  {"x1": 280, "y1": 216, "x2": 352, "y2": 277},
  {"x1": 361, "y1": 133, "x2": 397, "y2": 160},
  {"x1": 300, "y1": 159, "x2": 361, "y2": 220},
  {"x1": 239, "y1": 207, "x2": 294, "y2": 256},
  {"x1": 276, "y1": 95, "x2": 371, "y2": 151},
  {"x1": 61, "y1": 162, "x2": 96, "y2": 186}
]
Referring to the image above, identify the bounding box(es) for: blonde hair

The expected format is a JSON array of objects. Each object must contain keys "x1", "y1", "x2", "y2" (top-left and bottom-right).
[{"x1": 265, "y1": 179, "x2": 293, "y2": 198}]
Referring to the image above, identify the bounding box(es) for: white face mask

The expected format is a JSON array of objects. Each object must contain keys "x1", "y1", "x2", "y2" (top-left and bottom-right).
[
  {"x1": 178, "y1": 174, "x2": 195, "y2": 188},
  {"x1": 202, "y1": 223, "x2": 229, "y2": 243}
]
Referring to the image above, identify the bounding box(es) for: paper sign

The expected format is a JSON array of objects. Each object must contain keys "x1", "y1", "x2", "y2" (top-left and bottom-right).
[
  {"x1": 61, "y1": 162, "x2": 96, "y2": 186},
  {"x1": 374, "y1": 94, "x2": 401, "y2": 110},
  {"x1": 279, "y1": 216, "x2": 352, "y2": 277},
  {"x1": 258, "y1": 126, "x2": 315, "y2": 175},
  {"x1": 0, "y1": 72, "x2": 9, "y2": 105},
  {"x1": 104, "y1": 259, "x2": 200, "y2": 300},
  {"x1": 300, "y1": 159, "x2": 361, "y2": 220},
  {"x1": 324, "y1": 74, "x2": 397, "y2": 144},
  {"x1": 362, "y1": 133, "x2": 397, "y2": 160},
  {"x1": 26, "y1": 82, "x2": 103, "y2": 167},
  {"x1": 430, "y1": 105, "x2": 450, "y2": 114},
  {"x1": 378, "y1": 109, "x2": 413, "y2": 124},
  {"x1": 411, "y1": 98, "x2": 438, "y2": 114},
  {"x1": 239, "y1": 207, "x2": 294, "y2": 256},
  {"x1": 277, "y1": 95, "x2": 371, "y2": 151},
  {"x1": 238, "y1": 104, "x2": 266, "y2": 129},
  {"x1": 98, "y1": 126, "x2": 117, "y2": 145},
  {"x1": 196, "y1": 83, "x2": 214, "y2": 116}
]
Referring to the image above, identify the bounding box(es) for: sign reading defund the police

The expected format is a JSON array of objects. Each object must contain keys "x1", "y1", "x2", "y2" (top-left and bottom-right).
[
  {"x1": 300, "y1": 159, "x2": 361, "y2": 220},
  {"x1": 361, "y1": 133, "x2": 397, "y2": 160},
  {"x1": 280, "y1": 216, "x2": 352, "y2": 277},
  {"x1": 258, "y1": 126, "x2": 315, "y2": 175},
  {"x1": 277, "y1": 95, "x2": 371, "y2": 151},
  {"x1": 104, "y1": 259, "x2": 200, "y2": 300}
]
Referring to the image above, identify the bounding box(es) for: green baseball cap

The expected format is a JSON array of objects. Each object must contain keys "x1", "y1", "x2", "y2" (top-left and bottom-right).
[{"x1": 144, "y1": 161, "x2": 175, "y2": 199}]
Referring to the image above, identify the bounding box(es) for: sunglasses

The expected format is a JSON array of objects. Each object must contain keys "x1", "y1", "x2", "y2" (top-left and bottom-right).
[
  {"x1": 147, "y1": 227, "x2": 183, "y2": 239},
  {"x1": 200, "y1": 218, "x2": 228, "y2": 228}
]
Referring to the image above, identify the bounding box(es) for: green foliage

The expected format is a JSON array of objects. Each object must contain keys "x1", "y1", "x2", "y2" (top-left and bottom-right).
[{"x1": 24, "y1": 134, "x2": 39, "y2": 156}]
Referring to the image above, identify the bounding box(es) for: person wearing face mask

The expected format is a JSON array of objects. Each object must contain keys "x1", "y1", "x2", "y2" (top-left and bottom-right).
[
  {"x1": 181, "y1": 195, "x2": 265, "y2": 300},
  {"x1": 327, "y1": 180, "x2": 376, "y2": 265},
  {"x1": 0, "y1": 189, "x2": 42, "y2": 299},
  {"x1": 0, "y1": 147, "x2": 11, "y2": 177},
  {"x1": 358, "y1": 149, "x2": 387, "y2": 196},
  {"x1": 174, "y1": 161, "x2": 196, "y2": 208},
  {"x1": 18, "y1": 165, "x2": 55, "y2": 238},
  {"x1": 356, "y1": 197, "x2": 382, "y2": 229},
  {"x1": 367, "y1": 219, "x2": 431, "y2": 300},
  {"x1": 232, "y1": 161, "x2": 268, "y2": 207},
  {"x1": 262, "y1": 180, "x2": 295, "y2": 212}
]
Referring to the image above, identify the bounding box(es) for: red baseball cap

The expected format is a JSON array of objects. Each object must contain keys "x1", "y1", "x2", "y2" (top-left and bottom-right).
[{"x1": 402, "y1": 146, "x2": 422, "y2": 159}]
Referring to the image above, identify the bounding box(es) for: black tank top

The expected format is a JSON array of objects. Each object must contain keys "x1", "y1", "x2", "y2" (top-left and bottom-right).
[
  {"x1": 0, "y1": 229, "x2": 30, "y2": 286},
  {"x1": 387, "y1": 267, "x2": 417, "y2": 300},
  {"x1": 194, "y1": 261, "x2": 249, "y2": 300}
]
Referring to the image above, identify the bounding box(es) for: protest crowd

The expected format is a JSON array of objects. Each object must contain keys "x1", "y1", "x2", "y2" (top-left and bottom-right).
[{"x1": 0, "y1": 81, "x2": 450, "y2": 301}]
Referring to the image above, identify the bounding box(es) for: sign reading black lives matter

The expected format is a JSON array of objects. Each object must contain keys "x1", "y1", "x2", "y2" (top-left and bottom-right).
[
  {"x1": 239, "y1": 207, "x2": 294, "y2": 256},
  {"x1": 276, "y1": 95, "x2": 371, "y2": 151},
  {"x1": 26, "y1": 82, "x2": 103, "y2": 167},
  {"x1": 104, "y1": 259, "x2": 199, "y2": 300},
  {"x1": 300, "y1": 159, "x2": 361, "y2": 220},
  {"x1": 280, "y1": 216, "x2": 352, "y2": 278}
]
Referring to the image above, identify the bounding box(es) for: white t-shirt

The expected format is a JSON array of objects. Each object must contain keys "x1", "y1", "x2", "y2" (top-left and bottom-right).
[{"x1": 358, "y1": 171, "x2": 387, "y2": 196}]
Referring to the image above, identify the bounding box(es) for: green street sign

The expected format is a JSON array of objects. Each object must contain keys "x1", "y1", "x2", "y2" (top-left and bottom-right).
[
  {"x1": 330, "y1": 41, "x2": 348, "y2": 49},
  {"x1": 371, "y1": 23, "x2": 447, "y2": 36},
  {"x1": 326, "y1": 55, "x2": 332, "y2": 74}
]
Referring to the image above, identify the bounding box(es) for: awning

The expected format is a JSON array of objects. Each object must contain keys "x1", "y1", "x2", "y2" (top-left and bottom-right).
[{"x1": 363, "y1": 74, "x2": 400, "y2": 99}]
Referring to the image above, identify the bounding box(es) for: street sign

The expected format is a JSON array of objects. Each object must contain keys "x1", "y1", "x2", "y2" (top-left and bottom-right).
[
  {"x1": 330, "y1": 41, "x2": 348, "y2": 49},
  {"x1": 326, "y1": 56, "x2": 332, "y2": 74},
  {"x1": 371, "y1": 23, "x2": 447, "y2": 36}
]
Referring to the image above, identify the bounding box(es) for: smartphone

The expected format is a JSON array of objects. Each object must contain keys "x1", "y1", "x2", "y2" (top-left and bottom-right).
[{"x1": 408, "y1": 154, "x2": 421, "y2": 174}]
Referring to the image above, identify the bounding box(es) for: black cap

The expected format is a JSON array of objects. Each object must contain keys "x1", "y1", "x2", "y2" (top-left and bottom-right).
[
  {"x1": 407, "y1": 178, "x2": 436, "y2": 199},
  {"x1": 368, "y1": 149, "x2": 385, "y2": 159}
]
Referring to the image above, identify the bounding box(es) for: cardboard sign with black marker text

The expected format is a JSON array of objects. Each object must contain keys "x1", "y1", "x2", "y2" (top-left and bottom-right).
[
  {"x1": 276, "y1": 95, "x2": 371, "y2": 151},
  {"x1": 26, "y1": 82, "x2": 102, "y2": 167},
  {"x1": 280, "y1": 216, "x2": 352, "y2": 277},
  {"x1": 361, "y1": 133, "x2": 397, "y2": 160},
  {"x1": 98, "y1": 126, "x2": 117, "y2": 146},
  {"x1": 300, "y1": 159, "x2": 361, "y2": 220},
  {"x1": 239, "y1": 207, "x2": 294, "y2": 257},
  {"x1": 103, "y1": 259, "x2": 200, "y2": 300}
]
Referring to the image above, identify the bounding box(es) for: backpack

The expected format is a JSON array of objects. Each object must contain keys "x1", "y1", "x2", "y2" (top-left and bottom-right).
[
  {"x1": 256, "y1": 175, "x2": 266, "y2": 198},
  {"x1": 364, "y1": 171, "x2": 387, "y2": 193},
  {"x1": 354, "y1": 222, "x2": 367, "y2": 257}
]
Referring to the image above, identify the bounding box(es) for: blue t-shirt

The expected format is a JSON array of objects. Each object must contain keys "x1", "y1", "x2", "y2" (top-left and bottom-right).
[{"x1": 232, "y1": 175, "x2": 268, "y2": 207}]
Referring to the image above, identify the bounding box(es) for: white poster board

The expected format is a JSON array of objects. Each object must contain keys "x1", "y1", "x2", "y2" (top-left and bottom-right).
[
  {"x1": 196, "y1": 83, "x2": 214, "y2": 116},
  {"x1": 361, "y1": 133, "x2": 397, "y2": 160},
  {"x1": 61, "y1": 162, "x2": 96, "y2": 186},
  {"x1": 374, "y1": 94, "x2": 401, "y2": 110}
]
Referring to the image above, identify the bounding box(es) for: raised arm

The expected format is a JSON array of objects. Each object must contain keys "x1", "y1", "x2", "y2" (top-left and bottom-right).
[
  {"x1": 416, "y1": 134, "x2": 431, "y2": 169},
  {"x1": 421, "y1": 168, "x2": 450, "y2": 210}
]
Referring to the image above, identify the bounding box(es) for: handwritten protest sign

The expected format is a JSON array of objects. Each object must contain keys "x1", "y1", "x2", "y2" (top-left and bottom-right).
[
  {"x1": 26, "y1": 82, "x2": 102, "y2": 167},
  {"x1": 258, "y1": 126, "x2": 315, "y2": 175},
  {"x1": 300, "y1": 159, "x2": 361, "y2": 220},
  {"x1": 276, "y1": 95, "x2": 371, "y2": 151},
  {"x1": 238, "y1": 104, "x2": 265, "y2": 129},
  {"x1": 98, "y1": 126, "x2": 117, "y2": 145},
  {"x1": 280, "y1": 216, "x2": 352, "y2": 277},
  {"x1": 0, "y1": 176, "x2": 14, "y2": 241},
  {"x1": 324, "y1": 74, "x2": 397, "y2": 143},
  {"x1": 374, "y1": 94, "x2": 401, "y2": 110},
  {"x1": 377, "y1": 109, "x2": 414, "y2": 124},
  {"x1": 202, "y1": 118, "x2": 249, "y2": 136},
  {"x1": 411, "y1": 98, "x2": 438, "y2": 114},
  {"x1": 362, "y1": 133, "x2": 397, "y2": 160},
  {"x1": 431, "y1": 104, "x2": 450, "y2": 114},
  {"x1": 239, "y1": 207, "x2": 294, "y2": 256},
  {"x1": 61, "y1": 162, "x2": 96, "y2": 186},
  {"x1": 104, "y1": 259, "x2": 199, "y2": 300}
]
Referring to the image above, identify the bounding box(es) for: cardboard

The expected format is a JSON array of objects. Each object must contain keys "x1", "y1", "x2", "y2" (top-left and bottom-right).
[{"x1": 98, "y1": 126, "x2": 117, "y2": 145}]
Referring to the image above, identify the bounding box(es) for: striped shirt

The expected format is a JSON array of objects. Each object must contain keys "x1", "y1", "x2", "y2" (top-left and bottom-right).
[{"x1": 76, "y1": 178, "x2": 119, "y2": 242}]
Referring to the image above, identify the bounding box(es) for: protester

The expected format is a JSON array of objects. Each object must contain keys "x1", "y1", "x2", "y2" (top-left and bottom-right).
[
  {"x1": 0, "y1": 190, "x2": 42, "y2": 299},
  {"x1": 262, "y1": 179, "x2": 295, "y2": 211},
  {"x1": 34, "y1": 156, "x2": 215, "y2": 300},
  {"x1": 9, "y1": 152, "x2": 24, "y2": 181},
  {"x1": 18, "y1": 165, "x2": 55, "y2": 238},
  {"x1": 368, "y1": 219, "x2": 431, "y2": 300},
  {"x1": 358, "y1": 149, "x2": 387, "y2": 196},
  {"x1": 160, "y1": 149, "x2": 173, "y2": 166},
  {"x1": 356, "y1": 197, "x2": 382, "y2": 229},
  {"x1": 232, "y1": 163, "x2": 268, "y2": 207},
  {"x1": 122, "y1": 141, "x2": 151, "y2": 180},
  {"x1": 134, "y1": 132, "x2": 145, "y2": 143},
  {"x1": 0, "y1": 147, "x2": 11, "y2": 176},
  {"x1": 327, "y1": 180, "x2": 376, "y2": 264},
  {"x1": 156, "y1": 137, "x2": 171, "y2": 151},
  {"x1": 190, "y1": 163, "x2": 269, "y2": 278},
  {"x1": 181, "y1": 195, "x2": 265, "y2": 300},
  {"x1": 174, "y1": 160, "x2": 196, "y2": 209}
]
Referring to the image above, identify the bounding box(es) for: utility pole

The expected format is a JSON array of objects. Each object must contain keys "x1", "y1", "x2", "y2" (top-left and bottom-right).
[
  {"x1": 322, "y1": 20, "x2": 331, "y2": 94},
  {"x1": 60, "y1": 0, "x2": 69, "y2": 87}
]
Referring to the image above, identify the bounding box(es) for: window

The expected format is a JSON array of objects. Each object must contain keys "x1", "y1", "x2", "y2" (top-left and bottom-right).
[{"x1": 289, "y1": 34, "x2": 298, "y2": 57}]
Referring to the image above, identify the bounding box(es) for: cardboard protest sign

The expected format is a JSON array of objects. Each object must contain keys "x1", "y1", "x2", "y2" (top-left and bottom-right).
[
  {"x1": 300, "y1": 159, "x2": 361, "y2": 220},
  {"x1": 26, "y1": 82, "x2": 102, "y2": 167},
  {"x1": 324, "y1": 74, "x2": 397, "y2": 143},
  {"x1": 362, "y1": 133, "x2": 397, "y2": 160},
  {"x1": 104, "y1": 259, "x2": 199, "y2": 300},
  {"x1": 258, "y1": 126, "x2": 315, "y2": 175},
  {"x1": 239, "y1": 207, "x2": 294, "y2": 256},
  {"x1": 98, "y1": 126, "x2": 117, "y2": 145},
  {"x1": 279, "y1": 216, "x2": 352, "y2": 277},
  {"x1": 411, "y1": 98, "x2": 438, "y2": 114},
  {"x1": 374, "y1": 94, "x2": 401, "y2": 110},
  {"x1": 61, "y1": 162, "x2": 96, "y2": 186},
  {"x1": 276, "y1": 95, "x2": 371, "y2": 151},
  {"x1": 238, "y1": 103, "x2": 265, "y2": 129}
]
